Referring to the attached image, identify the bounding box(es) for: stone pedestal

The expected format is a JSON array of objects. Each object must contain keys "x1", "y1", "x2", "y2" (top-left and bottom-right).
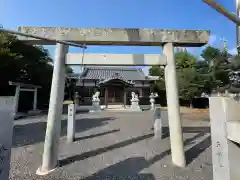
[
  {"x1": 153, "y1": 107, "x2": 162, "y2": 138},
  {"x1": 150, "y1": 98, "x2": 155, "y2": 110},
  {"x1": 130, "y1": 99, "x2": 141, "y2": 111},
  {"x1": 90, "y1": 99, "x2": 101, "y2": 112},
  {"x1": 149, "y1": 93, "x2": 158, "y2": 110},
  {"x1": 67, "y1": 104, "x2": 76, "y2": 143},
  {"x1": 0, "y1": 96, "x2": 15, "y2": 180}
]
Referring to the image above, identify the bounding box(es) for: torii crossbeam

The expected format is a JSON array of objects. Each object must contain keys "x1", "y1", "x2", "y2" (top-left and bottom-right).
[{"x1": 18, "y1": 27, "x2": 209, "y2": 47}]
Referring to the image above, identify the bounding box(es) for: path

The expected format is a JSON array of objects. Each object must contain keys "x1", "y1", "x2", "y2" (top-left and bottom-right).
[{"x1": 10, "y1": 110, "x2": 212, "y2": 180}]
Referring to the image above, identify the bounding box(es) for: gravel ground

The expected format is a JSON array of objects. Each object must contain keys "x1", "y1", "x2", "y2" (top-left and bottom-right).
[{"x1": 10, "y1": 110, "x2": 212, "y2": 180}]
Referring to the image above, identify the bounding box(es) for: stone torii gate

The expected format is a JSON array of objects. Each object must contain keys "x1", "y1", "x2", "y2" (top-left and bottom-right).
[{"x1": 18, "y1": 27, "x2": 210, "y2": 175}]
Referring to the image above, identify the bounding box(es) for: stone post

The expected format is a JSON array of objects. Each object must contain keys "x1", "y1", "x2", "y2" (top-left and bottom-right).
[
  {"x1": 67, "y1": 103, "x2": 76, "y2": 143},
  {"x1": 33, "y1": 88, "x2": 38, "y2": 111},
  {"x1": 0, "y1": 96, "x2": 15, "y2": 180},
  {"x1": 14, "y1": 86, "x2": 20, "y2": 116},
  {"x1": 37, "y1": 43, "x2": 69, "y2": 175},
  {"x1": 163, "y1": 43, "x2": 185, "y2": 167},
  {"x1": 153, "y1": 107, "x2": 162, "y2": 138},
  {"x1": 209, "y1": 96, "x2": 231, "y2": 180}
]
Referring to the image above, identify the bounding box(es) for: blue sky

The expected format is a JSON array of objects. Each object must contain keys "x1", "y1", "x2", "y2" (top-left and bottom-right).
[{"x1": 0, "y1": 0, "x2": 238, "y2": 74}]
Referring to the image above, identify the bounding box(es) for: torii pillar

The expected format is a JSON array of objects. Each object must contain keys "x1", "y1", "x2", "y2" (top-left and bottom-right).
[
  {"x1": 163, "y1": 43, "x2": 185, "y2": 167},
  {"x1": 37, "y1": 43, "x2": 69, "y2": 175},
  {"x1": 18, "y1": 27, "x2": 210, "y2": 174}
]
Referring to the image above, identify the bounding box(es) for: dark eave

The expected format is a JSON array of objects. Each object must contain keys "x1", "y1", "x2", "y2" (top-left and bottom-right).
[{"x1": 98, "y1": 78, "x2": 135, "y2": 87}]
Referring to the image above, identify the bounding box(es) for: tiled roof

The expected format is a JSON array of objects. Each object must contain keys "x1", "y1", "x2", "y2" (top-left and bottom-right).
[{"x1": 81, "y1": 66, "x2": 147, "y2": 81}]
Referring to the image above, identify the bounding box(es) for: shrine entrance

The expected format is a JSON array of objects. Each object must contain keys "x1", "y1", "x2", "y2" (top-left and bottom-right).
[
  {"x1": 98, "y1": 76, "x2": 135, "y2": 107},
  {"x1": 107, "y1": 86, "x2": 124, "y2": 104}
]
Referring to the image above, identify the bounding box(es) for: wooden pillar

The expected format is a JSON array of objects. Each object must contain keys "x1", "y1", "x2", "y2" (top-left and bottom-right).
[
  {"x1": 150, "y1": 82, "x2": 153, "y2": 93},
  {"x1": 139, "y1": 88, "x2": 143, "y2": 97},
  {"x1": 124, "y1": 87, "x2": 127, "y2": 108},
  {"x1": 105, "y1": 87, "x2": 108, "y2": 108}
]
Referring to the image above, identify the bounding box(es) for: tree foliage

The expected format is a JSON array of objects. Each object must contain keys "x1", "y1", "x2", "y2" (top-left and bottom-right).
[
  {"x1": 149, "y1": 45, "x2": 239, "y2": 106},
  {"x1": 0, "y1": 32, "x2": 53, "y2": 93},
  {"x1": 149, "y1": 66, "x2": 165, "y2": 91},
  {"x1": 0, "y1": 32, "x2": 73, "y2": 109},
  {"x1": 175, "y1": 51, "x2": 203, "y2": 103}
]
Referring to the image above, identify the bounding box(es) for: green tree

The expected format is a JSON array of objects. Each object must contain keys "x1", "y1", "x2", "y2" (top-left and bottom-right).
[
  {"x1": 201, "y1": 46, "x2": 221, "y2": 65},
  {"x1": 149, "y1": 51, "x2": 204, "y2": 106},
  {"x1": 0, "y1": 31, "x2": 74, "y2": 104},
  {"x1": 174, "y1": 51, "x2": 204, "y2": 107},
  {"x1": 201, "y1": 45, "x2": 230, "y2": 89},
  {"x1": 177, "y1": 67, "x2": 203, "y2": 107},
  {"x1": 148, "y1": 66, "x2": 165, "y2": 91},
  {"x1": 175, "y1": 51, "x2": 197, "y2": 69},
  {"x1": 0, "y1": 32, "x2": 54, "y2": 109}
]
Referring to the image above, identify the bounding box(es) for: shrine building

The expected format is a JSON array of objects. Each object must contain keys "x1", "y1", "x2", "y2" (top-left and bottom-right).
[{"x1": 74, "y1": 66, "x2": 158, "y2": 106}]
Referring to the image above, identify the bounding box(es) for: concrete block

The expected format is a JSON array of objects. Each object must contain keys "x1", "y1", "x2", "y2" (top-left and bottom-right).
[{"x1": 0, "y1": 96, "x2": 15, "y2": 180}]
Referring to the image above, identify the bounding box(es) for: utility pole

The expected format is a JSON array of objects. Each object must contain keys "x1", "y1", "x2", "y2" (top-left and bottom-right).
[{"x1": 236, "y1": 0, "x2": 240, "y2": 55}]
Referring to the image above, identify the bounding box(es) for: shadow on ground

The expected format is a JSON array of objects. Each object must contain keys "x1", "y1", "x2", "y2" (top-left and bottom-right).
[
  {"x1": 161, "y1": 126, "x2": 211, "y2": 165},
  {"x1": 74, "y1": 129, "x2": 120, "y2": 141},
  {"x1": 14, "y1": 108, "x2": 91, "y2": 121},
  {"x1": 12, "y1": 117, "x2": 116, "y2": 147},
  {"x1": 84, "y1": 157, "x2": 156, "y2": 180},
  {"x1": 59, "y1": 126, "x2": 211, "y2": 167},
  {"x1": 59, "y1": 133, "x2": 154, "y2": 167}
]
